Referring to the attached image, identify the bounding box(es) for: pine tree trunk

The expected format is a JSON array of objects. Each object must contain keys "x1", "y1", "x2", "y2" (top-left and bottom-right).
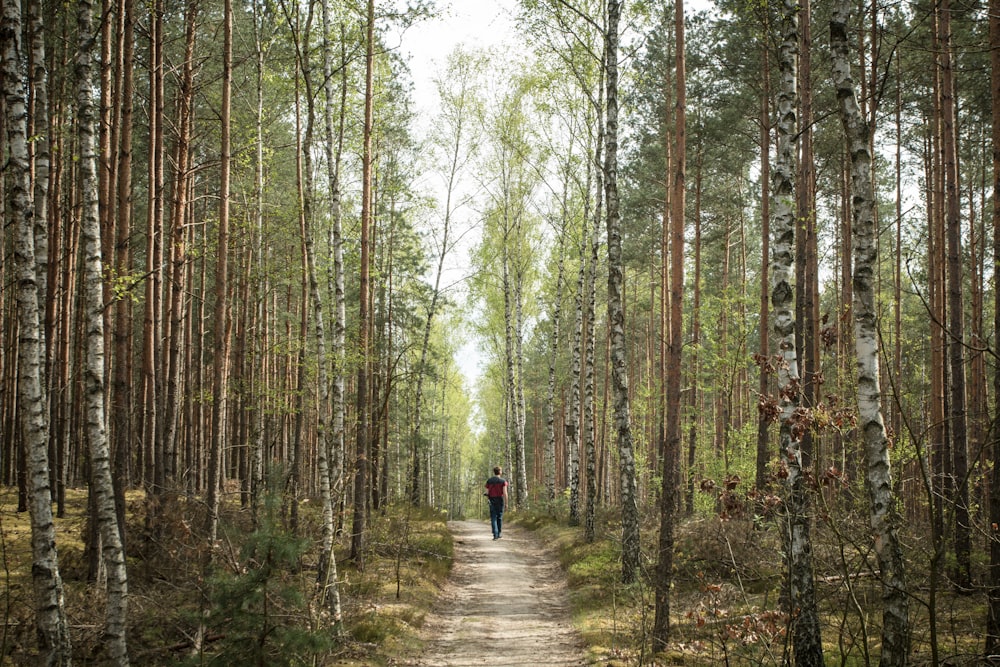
[
  {"x1": 111, "y1": 0, "x2": 136, "y2": 545},
  {"x1": 604, "y1": 0, "x2": 640, "y2": 585},
  {"x1": 351, "y1": 0, "x2": 375, "y2": 568},
  {"x1": 831, "y1": 5, "x2": 909, "y2": 663},
  {"x1": 988, "y1": 0, "x2": 1000, "y2": 653},
  {"x1": 143, "y1": 0, "x2": 165, "y2": 496},
  {"x1": 937, "y1": 0, "x2": 972, "y2": 591},
  {"x1": 773, "y1": 3, "x2": 823, "y2": 663},
  {"x1": 755, "y1": 15, "x2": 772, "y2": 493},
  {"x1": 795, "y1": 0, "x2": 820, "y2": 479},
  {"x1": 206, "y1": 0, "x2": 233, "y2": 544},
  {"x1": 76, "y1": 0, "x2": 130, "y2": 658},
  {"x1": 654, "y1": 0, "x2": 684, "y2": 646},
  {"x1": 163, "y1": 0, "x2": 197, "y2": 493},
  {"x1": 2, "y1": 0, "x2": 72, "y2": 659}
]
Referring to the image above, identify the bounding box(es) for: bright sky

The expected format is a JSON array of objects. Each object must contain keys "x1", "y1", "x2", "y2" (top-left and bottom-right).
[
  {"x1": 395, "y1": 0, "x2": 715, "y2": 392},
  {"x1": 399, "y1": 0, "x2": 518, "y2": 120},
  {"x1": 391, "y1": 2, "x2": 521, "y2": 392}
]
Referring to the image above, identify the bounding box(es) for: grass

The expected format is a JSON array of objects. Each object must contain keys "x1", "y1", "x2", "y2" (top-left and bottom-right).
[
  {"x1": 1, "y1": 487, "x2": 454, "y2": 666},
  {"x1": 515, "y1": 500, "x2": 992, "y2": 667},
  {"x1": 3, "y1": 485, "x2": 993, "y2": 666}
]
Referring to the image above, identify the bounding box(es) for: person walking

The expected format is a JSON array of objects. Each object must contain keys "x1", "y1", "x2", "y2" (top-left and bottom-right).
[{"x1": 485, "y1": 466, "x2": 508, "y2": 540}]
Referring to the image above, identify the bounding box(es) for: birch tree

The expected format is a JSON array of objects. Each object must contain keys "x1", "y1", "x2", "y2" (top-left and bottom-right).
[
  {"x1": 772, "y1": 2, "x2": 822, "y2": 663},
  {"x1": 831, "y1": 3, "x2": 909, "y2": 663},
  {"x1": 604, "y1": 0, "x2": 640, "y2": 584},
  {"x1": 2, "y1": 0, "x2": 72, "y2": 659},
  {"x1": 77, "y1": 0, "x2": 130, "y2": 659},
  {"x1": 319, "y1": 0, "x2": 344, "y2": 629}
]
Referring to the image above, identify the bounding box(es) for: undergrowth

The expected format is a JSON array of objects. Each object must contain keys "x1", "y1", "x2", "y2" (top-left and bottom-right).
[
  {"x1": 516, "y1": 496, "x2": 988, "y2": 667},
  {"x1": 0, "y1": 487, "x2": 453, "y2": 666}
]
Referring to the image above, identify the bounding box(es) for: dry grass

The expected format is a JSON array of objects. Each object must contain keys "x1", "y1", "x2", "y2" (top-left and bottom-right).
[
  {"x1": 1, "y1": 486, "x2": 454, "y2": 666},
  {"x1": 517, "y1": 502, "x2": 991, "y2": 667}
]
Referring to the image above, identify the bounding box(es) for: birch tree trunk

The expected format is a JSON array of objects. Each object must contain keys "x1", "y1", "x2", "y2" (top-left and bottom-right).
[
  {"x1": 551, "y1": 212, "x2": 570, "y2": 507},
  {"x1": 585, "y1": 89, "x2": 604, "y2": 544},
  {"x1": 26, "y1": 0, "x2": 48, "y2": 367},
  {"x1": 604, "y1": 0, "x2": 640, "y2": 584},
  {"x1": 319, "y1": 0, "x2": 344, "y2": 628},
  {"x1": 514, "y1": 265, "x2": 528, "y2": 506},
  {"x1": 250, "y1": 0, "x2": 267, "y2": 523},
  {"x1": 77, "y1": 0, "x2": 130, "y2": 659},
  {"x1": 772, "y1": 3, "x2": 823, "y2": 663},
  {"x1": 2, "y1": 0, "x2": 72, "y2": 659},
  {"x1": 831, "y1": 4, "x2": 909, "y2": 663}
]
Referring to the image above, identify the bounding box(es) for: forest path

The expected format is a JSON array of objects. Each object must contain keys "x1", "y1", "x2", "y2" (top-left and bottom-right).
[{"x1": 414, "y1": 519, "x2": 588, "y2": 666}]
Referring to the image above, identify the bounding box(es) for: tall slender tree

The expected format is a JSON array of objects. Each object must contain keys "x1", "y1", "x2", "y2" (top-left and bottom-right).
[
  {"x1": 2, "y1": 0, "x2": 72, "y2": 659},
  {"x1": 831, "y1": 3, "x2": 909, "y2": 663},
  {"x1": 987, "y1": 0, "x2": 1000, "y2": 656},
  {"x1": 584, "y1": 72, "x2": 604, "y2": 543},
  {"x1": 76, "y1": 0, "x2": 130, "y2": 659},
  {"x1": 654, "y1": 0, "x2": 684, "y2": 647},
  {"x1": 206, "y1": 0, "x2": 233, "y2": 544},
  {"x1": 772, "y1": 2, "x2": 823, "y2": 663},
  {"x1": 319, "y1": 0, "x2": 345, "y2": 629},
  {"x1": 604, "y1": 0, "x2": 640, "y2": 584},
  {"x1": 410, "y1": 49, "x2": 479, "y2": 507},
  {"x1": 351, "y1": 0, "x2": 376, "y2": 567},
  {"x1": 754, "y1": 6, "x2": 772, "y2": 493},
  {"x1": 937, "y1": 0, "x2": 971, "y2": 591}
]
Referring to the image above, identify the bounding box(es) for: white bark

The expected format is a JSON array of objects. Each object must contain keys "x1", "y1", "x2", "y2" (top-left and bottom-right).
[
  {"x1": 564, "y1": 211, "x2": 581, "y2": 521},
  {"x1": 584, "y1": 107, "x2": 603, "y2": 543},
  {"x1": 77, "y1": 0, "x2": 130, "y2": 660},
  {"x1": 604, "y1": 0, "x2": 640, "y2": 584},
  {"x1": 2, "y1": 0, "x2": 72, "y2": 660},
  {"x1": 27, "y1": 0, "x2": 48, "y2": 331},
  {"x1": 772, "y1": 2, "x2": 823, "y2": 663},
  {"x1": 512, "y1": 252, "x2": 528, "y2": 506},
  {"x1": 319, "y1": 0, "x2": 344, "y2": 629},
  {"x1": 831, "y1": 4, "x2": 909, "y2": 663},
  {"x1": 548, "y1": 221, "x2": 568, "y2": 505}
]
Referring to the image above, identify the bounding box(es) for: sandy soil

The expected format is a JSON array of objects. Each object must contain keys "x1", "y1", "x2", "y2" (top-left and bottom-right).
[{"x1": 413, "y1": 519, "x2": 588, "y2": 666}]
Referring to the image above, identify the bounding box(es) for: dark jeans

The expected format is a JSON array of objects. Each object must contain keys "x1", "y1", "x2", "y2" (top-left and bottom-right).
[{"x1": 489, "y1": 498, "x2": 504, "y2": 538}]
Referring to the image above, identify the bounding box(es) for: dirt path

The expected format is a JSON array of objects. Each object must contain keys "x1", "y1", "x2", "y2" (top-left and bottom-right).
[{"x1": 415, "y1": 520, "x2": 588, "y2": 666}]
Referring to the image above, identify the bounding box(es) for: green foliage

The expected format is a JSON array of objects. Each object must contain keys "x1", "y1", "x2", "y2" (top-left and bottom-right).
[{"x1": 184, "y1": 493, "x2": 334, "y2": 667}]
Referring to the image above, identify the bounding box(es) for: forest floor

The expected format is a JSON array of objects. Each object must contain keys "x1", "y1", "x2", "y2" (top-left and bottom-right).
[{"x1": 410, "y1": 520, "x2": 588, "y2": 666}]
